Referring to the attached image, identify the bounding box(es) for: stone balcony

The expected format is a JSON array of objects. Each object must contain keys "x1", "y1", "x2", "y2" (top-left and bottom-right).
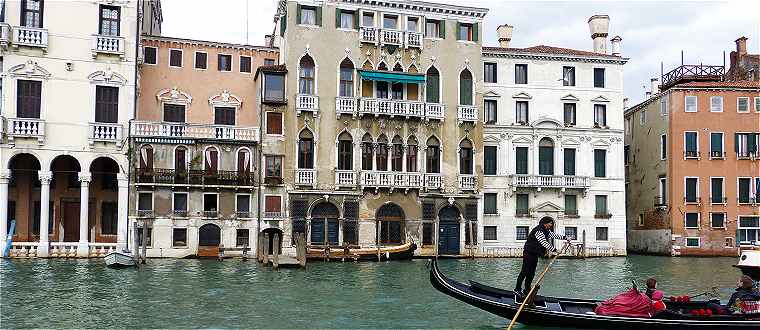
[
  {"x1": 510, "y1": 174, "x2": 591, "y2": 189},
  {"x1": 359, "y1": 98, "x2": 424, "y2": 119},
  {"x1": 404, "y1": 31, "x2": 423, "y2": 48},
  {"x1": 13, "y1": 26, "x2": 48, "y2": 50},
  {"x1": 7, "y1": 117, "x2": 45, "y2": 144},
  {"x1": 136, "y1": 168, "x2": 255, "y2": 187},
  {"x1": 360, "y1": 171, "x2": 423, "y2": 192},
  {"x1": 295, "y1": 94, "x2": 319, "y2": 116},
  {"x1": 130, "y1": 121, "x2": 260, "y2": 142},
  {"x1": 92, "y1": 34, "x2": 125, "y2": 58},
  {"x1": 295, "y1": 169, "x2": 316, "y2": 187},
  {"x1": 424, "y1": 173, "x2": 444, "y2": 190},
  {"x1": 425, "y1": 103, "x2": 444, "y2": 121},
  {"x1": 89, "y1": 122, "x2": 123, "y2": 146},
  {"x1": 0, "y1": 23, "x2": 10, "y2": 48},
  {"x1": 360, "y1": 27, "x2": 422, "y2": 49},
  {"x1": 335, "y1": 170, "x2": 356, "y2": 187},
  {"x1": 458, "y1": 174, "x2": 477, "y2": 191},
  {"x1": 457, "y1": 105, "x2": 478, "y2": 123},
  {"x1": 335, "y1": 97, "x2": 357, "y2": 117}
]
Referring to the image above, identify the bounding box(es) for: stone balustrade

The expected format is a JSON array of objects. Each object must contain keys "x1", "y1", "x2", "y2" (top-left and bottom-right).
[
  {"x1": 510, "y1": 174, "x2": 591, "y2": 189},
  {"x1": 7, "y1": 117, "x2": 45, "y2": 144},
  {"x1": 295, "y1": 94, "x2": 319, "y2": 115},
  {"x1": 457, "y1": 105, "x2": 478, "y2": 122},
  {"x1": 92, "y1": 34, "x2": 125, "y2": 57},
  {"x1": 130, "y1": 121, "x2": 260, "y2": 142},
  {"x1": 13, "y1": 26, "x2": 48, "y2": 49},
  {"x1": 295, "y1": 169, "x2": 316, "y2": 187},
  {"x1": 459, "y1": 174, "x2": 477, "y2": 191},
  {"x1": 89, "y1": 122, "x2": 122, "y2": 145}
]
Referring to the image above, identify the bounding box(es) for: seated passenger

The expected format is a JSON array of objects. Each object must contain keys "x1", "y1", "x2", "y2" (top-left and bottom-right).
[
  {"x1": 728, "y1": 275, "x2": 760, "y2": 314},
  {"x1": 651, "y1": 290, "x2": 667, "y2": 313},
  {"x1": 645, "y1": 278, "x2": 658, "y2": 299}
]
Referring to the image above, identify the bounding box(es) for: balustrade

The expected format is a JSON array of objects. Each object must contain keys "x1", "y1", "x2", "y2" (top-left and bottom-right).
[
  {"x1": 405, "y1": 31, "x2": 423, "y2": 48},
  {"x1": 336, "y1": 97, "x2": 357, "y2": 116},
  {"x1": 89, "y1": 122, "x2": 122, "y2": 144},
  {"x1": 380, "y1": 29, "x2": 403, "y2": 46},
  {"x1": 136, "y1": 168, "x2": 255, "y2": 186},
  {"x1": 425, "y1": 173, "x2": 444, "y2": 190},
  {"x1": 459, "y1": 175, "x2": 477, "y2": 191},
  {"x1": 130, "y1": 121, "x2": 259, "y2": 142},
  {"x1": 335, "y1": 170, "x2": 356, "y2": 187},
  {"x1": 13, "y1": 26, "x2": 48, "y2": 48},
  {"x1": 295, "y1": 169, "x2": 316, "y2": 187},
  {"x1": 7, "y1": 118, "x2": 45, "y2": 143},
  {"x1": 457, "y1": 105, "x2": 478, "y2": 122},
  {"x1": 0, "y1": 23, "x2": 10, "y2": 47},
  {"x1": 92, "y1": 35, "x2": 125, "y2": 56},
  {"x1": 296, "y1": 94, "x2": 319, "y2": 115},
  {"x1": 360, "y1": 27, "x2": 378, "y2": 44},
  {"x1": 511, "y1": 175, "x2": 590, "y2": 189}
]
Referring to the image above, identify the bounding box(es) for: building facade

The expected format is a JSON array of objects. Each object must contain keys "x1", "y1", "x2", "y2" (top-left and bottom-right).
[
  {"x1": 130, "y1": 36, "x2": 277, "y2": 258},
  {"x1": 625, "y1": 71, "x2": 760, "y2": 256},
  {"x1": 479, "y1": 16, "x2": 628, "y2": 257},
  {"x1": 0, "y1": 0, "x2": 160, "y2": 257},
  {"x1": 267, "y1": 0, "x2": 488, "y2": 256}
]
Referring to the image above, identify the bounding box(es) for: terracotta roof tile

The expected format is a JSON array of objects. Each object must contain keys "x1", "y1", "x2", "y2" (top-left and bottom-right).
[{"x1": 483, "y1": 45, "x2": 623, "y2": 59}]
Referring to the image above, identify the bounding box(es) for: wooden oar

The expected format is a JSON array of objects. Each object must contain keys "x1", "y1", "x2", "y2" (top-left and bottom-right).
[{"x1": 507, "y1": 242, "x2": 571, "y2": 330}]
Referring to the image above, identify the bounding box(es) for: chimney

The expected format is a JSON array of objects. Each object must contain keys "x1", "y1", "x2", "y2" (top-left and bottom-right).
[
  {"x1": 623, "y1": 97, "x2": 629, "y2": 110},
  {"x1": 736, "y1": 36, "x2": 748, "y2": 56},
  {"x1": 650, "y1": 78, "x2": 659, "y2": 94},
  {"x1": 588, "y1": 15, "x2": 610, "y2": 54},
  {"x1": 497, "y1": 24, "x2": 513, "y2": 48},
  {"x1": 264, "y1": 35, "x2": 273, "y2": 47},
  {"x1": 610, "y1": 36, "x2": 622, "y2": 56}
]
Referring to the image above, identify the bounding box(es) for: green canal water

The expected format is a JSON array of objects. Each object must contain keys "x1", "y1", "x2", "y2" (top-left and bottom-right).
[{"x1": 0, "y1": 255, "x2": 742, "y2": 329}]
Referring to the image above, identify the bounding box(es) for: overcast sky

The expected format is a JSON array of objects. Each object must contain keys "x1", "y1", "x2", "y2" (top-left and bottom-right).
[{"x1": 161, "y1": 0, "x2": 759, "y2": 104}]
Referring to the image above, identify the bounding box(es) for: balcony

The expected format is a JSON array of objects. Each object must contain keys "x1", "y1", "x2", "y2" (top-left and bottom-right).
[
  {"x1": 7, "y1": 118, "x2": 45, "y2": 144},
  {"x1": 0, "y1": 23, "x2": 10, "y2": 48},
  {"x1": 335, "y1": 170, "x2": 356, "y2": 187},
  {"x1": 684, "y1": 151, "x2": 700, "y2": 159},
  {"x1": 360, "y1": 171, "x2": 422, "y2": 191},
  {"x1": 737, "y1": 151, "x2": 757, "y2": 160},
  {"x1": 404, "y1": 31, "x2": 423, "y2": 48},
  {"x1": 295, "y1": 169, "x2": 316, "y2": 187},
  {"x1": 136, "y1": 168, "x2": 255, "y2": 186},
  {"x1": 92, "y1": 34, "x2": 125, "y2": 57},
  {"x1": 263, "y1": 211, "x2": 283, "y2": 219},
  {"x1": 457, "y1": 105, "x2": 478, "y2": 123},
  {"x1": 425, "y1": 103, "x2": 444, "y2": 121},
  {"x1": 236, "y1": 211, "x2": 253, "y2": 219},
  {"x1": 661, "y1": 64, "x2": 726, "y2": 90},
  {"x1": 459, "y1": 175, "x2": 477, "y2": 191},
  {"x1": 89, "y1": 122, "x2": 122, "y2": 146},
  {"x1": 13, "y1": 26, "x2": 48, "y2": 49},
  {"x1": 710, "y1": 151, "x2": 726, "y2": 160},
  {"x1": 380, "y1": 29, "x2": 403, "y2": 46},
  {"x1": 359, "y1": 98, "x2": 424, "y2": 119},
  {"x1": 130, "y1": 121, "x2": 260, "y2": 142},
  {"x1": 510, "y1": 175, "x2": 591, "y2": 189},
  {"x1": 296, "y1": 94, "x2": 319, "y2": 116},
  {"x1": 425, "y1": 173, "x2": 443, "y2": 190},
  {"x1": 360, "y1": 27, "x2": 378, "y2": 44},
  {"x1": 594, "y1": 212, "x2": 613, "y2": 219},
  {"x1": 202, "y1": 210, "x2": 219, "y2": 219},
  {"x1": 336, "y1": 97, "x2": 357, "y2": 117}
]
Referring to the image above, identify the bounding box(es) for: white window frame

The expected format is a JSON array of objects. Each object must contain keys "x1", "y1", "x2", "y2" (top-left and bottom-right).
[
  {"x1": 359, "y1": 10, "x2": 375, "y2": 28},
  {"x1": 738, "y1": 215, "x2": 760, "y2": 245},
  {"x1": 710, "y1": 96, "x2": 723, "y2": 112},
  {"x1": 202, "y1": 192, "x2": 220, "y2": 217},
  {"x1": 659, "y1": 96, "x2": 668, "y2": 116},
  {"x1": 595, "y1": 227, "x2": 609, "y2": 241},
  {"x1": 483, "y1": 144, "x2": 498, "y2": 176},
  {"x1": 624, "y1": 118, "x2": 631, "y2": 135},
  {"x1": 405, "y1": 15, "x2": 421, "y2": 32},
  {"x1": 239, "y1": 55, "x2": 252, "y2": 74},
  {"x1": 168, "y1": 48, "x2": 183, "y2": 68},
  {"x1": 193, "y1": 51, "x2": 208, "y2": 70},
  {"x1": 710, "y1": 132, "x2": 725, "y2": 159},
  {"x1": 685, "y1": 237, "x2": 700, "y2": 247},
  {"x1": 137, "y1": 192, "x2": 154, "y2": 212},
  {"x1": 172, "y1": 192, "x2": 189, "y2": 217},
  {"x1": 638, "y1": 214, "x2": 644, "y2": 226},
  {"x1": 483, "y1": 192, "x2": 498, "y2": 215},
  {"x1": 683, "y1": 131, "x2": 699, "y2": 159},
  {"x1": 684, "y1": 212, "x2": 700, "y2": 229},
  {"x1": 755, "y1": 97, "x2": 760, "y2": 112},
  {"x1": 710, "y1": 212, "x2": 726, "y2": 229},
  {"x1": 684, "y1": 95, "x2": 697, "y2": 113},
  {"x1": 515, "y1": 226, "x2": 529, "y2": 241},
  {"x1": 684, "y1": 176, "x2": 700, "y2": 204},
  {"x1": 660, "y1": 134, "x2": 667, "y2": 160},
  {"x1": 737, "y1": 97, "x2": 750, "y2": 113},
  {"x1": 423, "y1": 17, "x2": 443, "y2": 40},
  {"x1": 737, "y1": 177, "x2": 753, "y2": 204},
  {"x1": 710, "y1": 176, "x2": 725, "y2": 204},
  {"x1": 483, "y1": 226, "x2": 498, "y2": 241},
  {"x1": 658, "y1": 177, "x2": 667, "y2": 204},
  {"x1": 381, "y1": 12, "x2": 400, "y2": 30},
  {"x1": 218, "y1": 53, "x2": 233, "y2": 72},
  {"x1": 235, "y1": 193, "x2": 252, "y2": 218},
  {"x1": 171, "y1": 227, "x2": 188, "y2": 248},
  {"x1": 143, "y1": 46, "x2": 158, "y2": 65}
]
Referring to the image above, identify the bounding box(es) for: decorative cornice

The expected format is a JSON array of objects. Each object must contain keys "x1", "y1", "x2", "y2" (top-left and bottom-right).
[
  {"x1": 482, "y1": 51, "x2": 628, "y2": 65},
  {"x1": 157, "y1": 87, "x2": 192, "y2": 104},
  {"x1": 88, "y1": 68, "x2": 127, "y2": 86},
  {"x1": 141, "y1": 35, "x2": 277, "y2": 52},
  {"x1": 337, "y1": 0, "x2": 488, "y2": 19},
  {"x1": 208, "y1": 90, "x2": 242, "y2": 107},
  {"x1": 9, "y1": 60, "x2": 52, "y2": 80}
]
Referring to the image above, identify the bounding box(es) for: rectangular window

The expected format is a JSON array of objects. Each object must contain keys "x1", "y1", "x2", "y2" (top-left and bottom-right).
[
  {"x1": 660, "y1": 97, "x2": 668, "y2": 115},
  {"x1": 265, "y1": 195, "x2": 282, "y2": 216},
  {"x1": 594, "y1": 149, "x2": 606, "y2": 178},
  {"x1": 595, "y1": 195, "x2": 608, "y2": 217},
  {"x1": 593, "y1": 68, "x2": 605, "y2": 88},
  {"x1": 169, "y1": 49, "x2": 183, "y2": 67},
  {"x1": 425, "y1": 19, "x2": 442, "y2": 39},
  {"x1": 21, "y1": 0, "x2": 44, "y2": 28},
  {"x1": 236, "y1": 229, "x2": 250, "y2": 247},
  {"x1": 163, "y1": 104, "x2": 185, "y2": 123},
  {"x1": 684, "y1": 132, "x2": 698, "y2": 158},
  {"x1": 516, "y1": 101, "x2": 529, "y2": 124},
  {"x1": 143, "y1": 46, "x2": 157, "y2": 65},
  {"x1": 737, "y1": 97, "x2": 750, "y2": 113},
  {"x1": 564, "y1": 227, "x2": 578, "y2": 240},
  {"x1": 738, "y1": 216, "x2": 760, "y2": 244},
  {"x1": 516, "y1": 226, "x2": 529, "y2": 241},
  {"x1": 710, "y1": 96, "x2": 723, "y2": 112},
  {"x1": 516, "y1": 194, "x2": 529, "y2": 216},
  {"x1": 173, "y1": 228, "x2": 187, "y2": 247},
  {"x1": 484, "y1": 63, "x2": 497, "y2": 83},
  {"x1": 173, "y1": 192, "x2": 188, "y2": 217},
  {"x1": 95, "y1": 86, "x2": 119, "y2": 123},
  {"x1": 214, "y1": 106, "x2": 235, "y2": 125},
  {"x1": 565, "y1": 195, "x2": 578, "y2": 216},
  {"x1": 338, "y1": 9, "x2": 356, "y2": 29},
  {"x1": 711, "y1": 177, "x2": 724, "y2": 204},
  {"x1": 422, "y1": 223, "x2": 434, "y2": 245},
  {"x1": 16, "y1": 80, "x2": 42, "y2": 118},
  {"x1": 515, "y1": 64, "x2": 528, "y2": 84},
  {"x1": 299, "y1": 6, "x2": 317, "y2": 25},
  {"x1": 738, "y1": 178, "x2": 751, "y2": 203},
  {"x1": 735, "y1": 133, "x2": 758, "y2": 158},
  {"x1": 266, "y1": 112, "x2": 283, "y2": 135},
  {"x1": 563, "y1": 103, "x2": 576, "y2": 126},
  {"x1": 593, "y1": 104, "x2": 607, "y2": 127},
  {"x1": 483, "y1": 226, "x2": 497, "y2": 241},
  {"x1": 755, "y1": 97, "x2": 760, "y2": 112},
  {"x1": 383, "y1": 14, "x2": 398, "y2": 29},
  {"x1": 661, "y1": 135, "x2": 667, "y2": 160},
  {"x1": 564, "y1": 148, "x2": 576, "y2": 175},
  {"x1": 483, "y1": 193, "x2": 497, "y2": 215},
  {"x1": 711, "y1": 213, "x2": 726, "y2": 228},
  {"x1": 624, "y1": 145, "x2": 630, "y2": 165},
  {"x1": 218, "y1": 54, "x2": 232, "y2": 71},
  {"x1": 362, "y1": 12, "x2": 374, "y2": 27},
  {"x1": 640, "y1": 110, "x2": 647, "y2": 125},
  {"x1": 562, "y1": 66, "x2": 575, "y2": 86},
  {"x1": 659, "y1": 177, "x2": 668, "y2": 205},
  {"x1": 137, "y1": 192, "x2": 153, "y2": 212},
  {"x1": 194, "y1": 52, "x2": 208, "y2": 69},
  {"x1": 263, "y1": 73, "x2": 286, "y2": 102},
  {"x1": 457, "y1": 22, "x2": 473, "y2": 41},
  {"x1": 711, "y1": 133, "x2": 723, "y2": 158},
  {"x1": 484, "y1": 100, "x2": 497, "y2": 124},
  {"x1": 685, "y1": 177, "x2": 699, "y2": 203},
  {"x1": 236, "y1": 194, "x2": 251, "y2": 218},
  {"x1": 685, "y1": 237, "x2": 699, "y2": 247},
  {"x1": 239, "y1": 56, "x2": 252, "y2": 73},
  {"x1": 99, "y1": 5, "x2": 120, "y2": 36},
  {"x1": 203, "y1": 193, "x2": 218, "y2": 217},
  {"x1": 596, "y1": 227, "x2": 608, "y2": 241},
  {"x1": 515, "y1": 147, "x2": 528, "y2": 175},
  {"x1": 264, "y1": 58, "x2": 275, "y2": 66},
  {"x1": 685, "y1": 96, "x2": 697, "y2": 112},
  {"x1": 265, "y1": 155, "x2": 283, "y2": 179},
  {"x1": 625, "y1": 118, "x2": 631, "y2": 134},
  {"x1": 484, "y1": 146, "x2": 497, "y2": 175}
]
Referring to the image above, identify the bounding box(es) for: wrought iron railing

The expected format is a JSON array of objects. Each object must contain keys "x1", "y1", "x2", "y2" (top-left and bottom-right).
[{"x1": 661, "y1": 65, "x2": 725, "y2": 89}]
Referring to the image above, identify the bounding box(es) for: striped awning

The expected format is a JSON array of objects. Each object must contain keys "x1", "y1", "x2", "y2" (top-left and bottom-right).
[{"x1": 357, "y1": 69, "x2": 425, "y2": 84}]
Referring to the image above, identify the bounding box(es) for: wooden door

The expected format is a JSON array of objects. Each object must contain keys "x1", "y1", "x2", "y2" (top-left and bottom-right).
[{"x1": 63, "y1": 202, "x2": 80, "y2": 242}]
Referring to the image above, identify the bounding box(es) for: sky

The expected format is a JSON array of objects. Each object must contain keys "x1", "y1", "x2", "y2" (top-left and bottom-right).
[{"x1": 161, "y1": 0, "x2": 760, "y2": 105}]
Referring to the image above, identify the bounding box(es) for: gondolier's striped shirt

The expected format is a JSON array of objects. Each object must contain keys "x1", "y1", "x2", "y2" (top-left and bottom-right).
[{"x1": 535, "y1": 230, "x2": 565, "y2": 252}]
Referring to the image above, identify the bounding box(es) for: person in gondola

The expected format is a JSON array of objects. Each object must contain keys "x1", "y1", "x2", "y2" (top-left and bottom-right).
[
  {"x1": 514, "y1": 217, "x2": 570, "y2": 296},
  {"x1": 645, "y1": 278, "x2": 658, "y2": 299},
  {"x1": 728, "y1": 275, "x2": 760, "y2": 314}
]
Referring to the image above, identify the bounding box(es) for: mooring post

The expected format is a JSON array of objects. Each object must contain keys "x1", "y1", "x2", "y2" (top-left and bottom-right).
[
  {"x1": 272, "y1": 234, "x2": 280, "y2": 269},
  {"x1": 140, "y1": 221, "x2": 148, "y2": 264},
  {"x1": 262, "y1": 233, "x2": 270, "y2": 265},
  {"x1": 582, "y1": 230, "x2": 587, "y2": 258}
]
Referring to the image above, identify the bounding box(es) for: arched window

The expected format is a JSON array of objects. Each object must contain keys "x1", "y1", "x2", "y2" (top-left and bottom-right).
[
  {"x1": 459, "y1": 139, "x2": 473, "y2": 175},
  {"x1": 139, "y1": 145, "x2": 154, "y2": 170},
  {"x1": 376, "y1": 62, "x2": 389, "y2": 99},
  {"x1": 339, "y1": 58, "x2": 354, "y2": 97},
  {"x1": 237, "y1": 148, "x2": 251, "y2": 173},
  {"x1": 376, "y1": 135, "x2": 389, "y2": 171},
  {"x1": 539, "y1": 138, "x2": 554, "y2": 175},
  {"x1": 426, "y1": 66, "x2": 440, "y2": 103},
  {"x1": 337, "y1": 132, "x2": 353, "y2": 170},
  {"x1": 299, "y1": 55, "x2": 315, "y2": 95},
  {"x1": 377, "y1": 203, "x2": 404, "y2": 244},
  {"x1": 361, "y1": 134, "x2": 374, "y2": 170},
  {"x1": 298, "y1": 130, "x2": 314, "y2": 169},
  {"x1": 426, "y1": 137, "x2": 440, "y2": 173},
  {"x1": 459, "y1": 69, "x2": 473, "y2": 105},
  {"x1": 174, "y1": 146, "x2": 187, "y2": 173},
  {"x1": 391, "y1": 63, "x2": 404, "y2": 100},
  {"x1": 311, "y1": 202, "x2": 339, "y2": 246},
  {"x1": 406, "y1": 136, "x2": 418, "y2": 172},
  {"x1": 391, "y1": 135, "x2": 403, "y2": 172},
  {"x1": 204, "y1": 147, "x2": 219, "y2": 173}
]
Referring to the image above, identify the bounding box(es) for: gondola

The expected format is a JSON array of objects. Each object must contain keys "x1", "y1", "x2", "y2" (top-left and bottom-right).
[
  {"x1": 429, "y1": 259, "x2": 760, "y2": 329},
  {"x1": 307, "y1": 242, "x2": 416, "y2": 261}
]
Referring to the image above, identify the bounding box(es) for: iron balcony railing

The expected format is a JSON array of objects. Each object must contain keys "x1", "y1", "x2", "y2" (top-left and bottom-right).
[
  {"x1": 136, "y1": 168, "x2": 255, "y2": 186},
  {"x1": 661, "y1": 64, "x2": 726, "y2": 90}
]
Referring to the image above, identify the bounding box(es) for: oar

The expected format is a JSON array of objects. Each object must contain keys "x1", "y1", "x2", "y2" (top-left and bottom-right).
[{"x1": 507, "y1": 242, "x2": 571, "y2": 330}]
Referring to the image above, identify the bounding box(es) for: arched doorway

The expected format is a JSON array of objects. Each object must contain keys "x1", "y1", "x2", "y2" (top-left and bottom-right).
[
  {"x1": 310, "y1": 202, "x2": 339, "y2": 246},
  {"x1": 377, "y1": 203, "x2": 404, "y2": 245},
  {"x1": 438, "y1": 205, "x2": 461, "y2": 255},
  {"x1": 198, "y1": 223, "x2": 221, "y2": 257},
  {"x1": 7, "y1": 153, "x2": 42, "y2": 242},
  {"x1": 261, "y1": 227, "x2": 283, "y2": 255},
  {"x1": 90, "y1": 157, "x2": 119, "y2": 243},
  {"x1": 50, "y1": 155, "x2": 82, "y2": 242}
]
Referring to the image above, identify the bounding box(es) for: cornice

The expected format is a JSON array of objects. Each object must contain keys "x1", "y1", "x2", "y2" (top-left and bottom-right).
[
  {"x1": 482, "y1": 51, "x2": 628, "y2": 65},
  {"x1": 141, "y1": 35, "x2": 278, "y2": 53},
  {"x1": 338, "y1": 0, "x2": 488, "y2": 19}
]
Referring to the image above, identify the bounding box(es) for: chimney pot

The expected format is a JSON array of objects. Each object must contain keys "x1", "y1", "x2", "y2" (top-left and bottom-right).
[
  {"x1": 650, "y1": 78, "x2": 659, "y2": 94},
  {"x1": 588, "y1": 15, "x2": 610, "y2": 54},
  {"x1": 736, "y1": 36, "x2": 748, "y2": 56},
  {"x1": 610, "y1": 35, "x2": 622, "y2": 56},
  {"x1": 497, "y1": 24, "x2": 514, "y2": 48}
]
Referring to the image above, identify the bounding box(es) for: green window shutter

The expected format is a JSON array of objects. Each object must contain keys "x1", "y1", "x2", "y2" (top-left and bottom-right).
[
  {"x1": 335, "y1": 8, "x2": 341, "y2": 28},
  {"x1": 473, "y1": 22, "x2": 479, "y2": 42},
  {"x1": 296, "y1": 4, "x2": 301, "y2": 25},
  {"x1": 456, "y1": 22, "x2": 461, "y2": 40},
  {"x1": 439, "y1": 20, "x2": 445, "y2": 39},
  {"x1": 316, "y1": 6, "x2": 322, "y2": 26},
  {"x1": 280, "y1": 13, "x2": 287, "y2": 37},
  {"x1": 749, "y1": 134, "x2": 757, "y2": 153},
  {"x1": 354, "y1": 10, "x2": 359, "y2": 30},
  {"x1": 735, "y1": 133, "x2": 740, "y2": 153}
]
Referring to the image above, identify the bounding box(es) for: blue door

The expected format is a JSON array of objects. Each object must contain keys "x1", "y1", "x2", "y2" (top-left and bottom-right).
[
  {"x1": 310, "y1": 220, "x2": 324, "y2": 244},
  {"x1": 438, "y1": 206, "x2": 461, "y2": 255},
  {"x1": 327, "y1": 219, "x2": 339, "y2": 245}
]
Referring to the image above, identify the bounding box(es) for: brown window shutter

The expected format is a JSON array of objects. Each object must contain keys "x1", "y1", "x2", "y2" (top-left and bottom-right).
[
  {"x1": 267, "y1": 112, "x2": 282, "y2": 134},
  {"x1": 265, "y1": 196, "x2": 281, "y2": 213}
]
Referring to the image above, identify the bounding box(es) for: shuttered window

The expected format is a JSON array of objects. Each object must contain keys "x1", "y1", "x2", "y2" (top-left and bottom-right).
[
  {"x1": 265, "y1": 196, "x2": 281, "y2": 213},
  {"x1": 214, "y1": 107, "x2": 235, "y2": 125},
  {"x1": 17, "y1": 80, "x2": 42, "y2": 118},
  {"x1": 564, "y1": 148, "x2": 576, "y2": 176},
  {"x1": 459, "y1": 70, "x2": 473, "y2": 105},
  {"x1": 685, "y1": 178, "x2": 699, "y2": 203},
  {"x1": 425, "y1": 68, "x2": 440, "y2": 103},
  {"x1": 594, "y1": 149, "x2": 606, "y2": 178},
  {"x1": 595, "y1": 195, "x2": 608, "y2": 216},
  {"x1": 163, "y1": 104, "x2": 185, "y2": 123},
  {"x1": 484, "y1": 146, "x2": 497, "y2": 175},
  {"x1": 516, "y1": 194, "x2": 529, "y2": 215},
  {"x1": 564, "y1": 195, "x2": 577, "y2": 215},
  {"x1": 484, "y1": 193, "x2": 497, "y2": 215},
  {"x1": 95, "y1": 86, "x2": 119, "y2": 123},
  {"x1": 515, "y1": 147, "x2": 528, "y2": 175},
  {"x1": 266, "y1": 112, "x2": 282, "y2": 135},
  {"x1": 738, "y1": 178, "x2": 751, "y2": 203},
  {"x1": 711, "y1": 178, "x2": 724, "y2": 204}
]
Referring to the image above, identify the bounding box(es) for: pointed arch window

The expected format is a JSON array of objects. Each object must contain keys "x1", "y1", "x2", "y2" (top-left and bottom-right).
[
  {"x1": 406, "y1": 136, "x2": 418, "y2": 172},
  {"x1": 339, "y1": 59, "x2": 354, "y2": 97},
  {"x1": 204, "y1": 147, "x2": 219, "y2": 173},
  {"x1": 338, "y1": 132, "x2": 353, "y2": 170},
  {"x1": 376, "y1": 62, "x2": 389, "y2": 99},
  {"x1": 299, "y1": 55, "x2": 315, "y2": 94},
  {"x1": 298, "y1": 130, "x2": 314, "y2": 169},
  {"x1": 140, "y1": 145, "x2": 154, "y2": 170},
  {"x1": 361, "y1": 134, "x2": 374, "y2": 170},
  {"x1": 460, "y1": 69, "x2": 473, "y2": 105},
  {"x1": 376, "y1": 135, "x2": 389, "y2": 171},
  {"x1": 459, "y1": 139, "x2": 473, "y2": 174},
  {"x1": 391, "y1": 135, "x2": 403, "y2": 172},
  {"x1": 539, "y1": 138, "x2": 554, "y2": 175},
  {"x1": 426, "y1": 137, "x2": 440, "y2": 173},
  {"x1": 391, "y1": 64, "x2": 404, "y2": 100},
  {"x1": 237, "y1": 149, "x2": 251, "y2": 173},
  {"x1": 426, "y1": 66, "x2": 440, "y2": 103}
]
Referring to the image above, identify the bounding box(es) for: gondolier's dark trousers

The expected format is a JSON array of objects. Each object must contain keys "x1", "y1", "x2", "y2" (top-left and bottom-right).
[{"x1": 515, "y1": 252, "x2": 539, "y2": 292}]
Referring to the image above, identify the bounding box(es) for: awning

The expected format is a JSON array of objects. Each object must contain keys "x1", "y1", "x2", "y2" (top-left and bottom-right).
[{"x1": 358, "y1": 69, "x2": 425, "y2": 84}]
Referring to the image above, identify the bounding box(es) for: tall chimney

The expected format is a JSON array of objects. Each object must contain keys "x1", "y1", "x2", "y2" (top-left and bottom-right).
[
  {"x1": 610, "y1": 35, "x2": 622, "y2": 56},
  {"x1": 497, "y1": 24, "x2": 513, "y2": 48},
  {"x1": 650, "y1": 78, "x2": 659, "y2": 94},
  {"x1": 588, "y1": 15, "x2": 610, "y2": 54},
  {"x1": 736, "y1": 36, "x2": 748, "y2": 56}
]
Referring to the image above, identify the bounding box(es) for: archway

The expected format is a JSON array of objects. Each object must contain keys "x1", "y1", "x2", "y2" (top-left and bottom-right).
[
  {"x1": 261, "y1": 227, "x2": 283, "y2": 255},
  {"x1": 310, "y1": 202, "x2": 339, "y2": 246},
  {"x1": 90, "y1": 157, "x2": 120, "y2": 242},
  {"x1": 198, "y1": 223, "x2": 221, "y2": 258},
  {"x1": 438, "y1": 205, "x2": 461, "y2": 255},
  {"x1": 7, "y1": 153, "x2": 42, "y2": 242},
  {"x1": 377, "y1": 203, "x2": 405, "y2": 245},
  {"x1": 50, "y1": 155, "x2": 83, "y2": 242}
]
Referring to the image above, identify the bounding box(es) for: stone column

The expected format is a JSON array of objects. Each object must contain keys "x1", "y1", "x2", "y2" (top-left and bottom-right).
[
  {"x1": 117, "y1": 173, "x2": 129, "y2": 251},
  {"x1": 77, "y1": 172, "x2": 92, "y2": 257},
  {"x1": 37, "y1": 170, "x2": 53, "y2": 257},
  {"x1": 0, "y1": 170, "x2": 10, "y2": 250}
]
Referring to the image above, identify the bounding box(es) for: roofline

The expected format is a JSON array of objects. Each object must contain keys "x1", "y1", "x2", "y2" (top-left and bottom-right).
[
  {"x1": 141, "y1": 35, "x2": 279, "y2": 52},
  {"x1": 337, "y1": 0, "x2": 488, "y2": 18},
  {"x1": 624, "y1": 83, "x2": 760, "y2": 116},
  {"x1": 482, "y1": 48, "x2": 629, "y2": 65}
]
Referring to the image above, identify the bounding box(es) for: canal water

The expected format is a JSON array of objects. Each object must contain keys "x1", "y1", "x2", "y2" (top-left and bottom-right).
[{"x1": 1, "y1": 256, "x2": 742, "y2": 329}]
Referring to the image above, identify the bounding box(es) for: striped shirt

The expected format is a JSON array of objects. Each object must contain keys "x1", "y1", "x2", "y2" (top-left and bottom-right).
[{"x1": 534, "y1": 230, "x2": 566, "y2": 252}]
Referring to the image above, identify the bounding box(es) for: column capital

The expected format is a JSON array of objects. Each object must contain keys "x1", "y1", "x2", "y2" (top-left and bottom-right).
[
  {"x1": 0, "y1": 170, "x2": 11, "y2": 183},
  {"x1": 38, "y1": 170, "x2": 53, "y2": 184},
  {"x1": 78, "y1": 171, "x2": 92, "y2": 183}
]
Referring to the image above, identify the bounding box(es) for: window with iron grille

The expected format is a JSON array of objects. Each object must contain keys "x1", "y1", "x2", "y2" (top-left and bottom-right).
[
  {"x1": 343, "y1": 220, "x2": 358, "y2": 245},
  {"x1": 564, "y1": 227, "x2": 577, "y2": 240},
  {"x1": 422, "y1": 202, "x2": 436, "y2": 220},
  {"x1": 483, "y1": 226, "x2": 497, "y2": 240},
  {"x1": 595, "y1": 227, "x2": 608, "y2": 241},
  {"x1": 422, "y1": 223, "x2": 434, "y2": 245},
  {"x1": 516, "y1": 226, "x2": 529, "y2": 241},
  {"x1": 290, "y1": 199, "x2": 308, "y2": 219},
  {"x1": 343, "y1": 201, "x2": 359, "y2": 220},
  {"x1": 236, "y1": 229, "x2": 250, "y2": 247}
]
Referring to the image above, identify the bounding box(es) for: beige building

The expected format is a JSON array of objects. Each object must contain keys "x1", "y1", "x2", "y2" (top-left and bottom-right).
[{"x1": 264, "y1": 0, "x2": 488, "y2": 255}]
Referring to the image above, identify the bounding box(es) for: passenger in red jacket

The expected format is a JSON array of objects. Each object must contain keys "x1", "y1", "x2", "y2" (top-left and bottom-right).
[{"x1": 651, "y1": 290, "x2": 667, "y2": 313}]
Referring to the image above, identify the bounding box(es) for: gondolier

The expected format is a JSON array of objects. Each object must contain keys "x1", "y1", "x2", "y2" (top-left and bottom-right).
[{"x1": 514, "y1": 217, "x2": 570, "y2": 295}]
